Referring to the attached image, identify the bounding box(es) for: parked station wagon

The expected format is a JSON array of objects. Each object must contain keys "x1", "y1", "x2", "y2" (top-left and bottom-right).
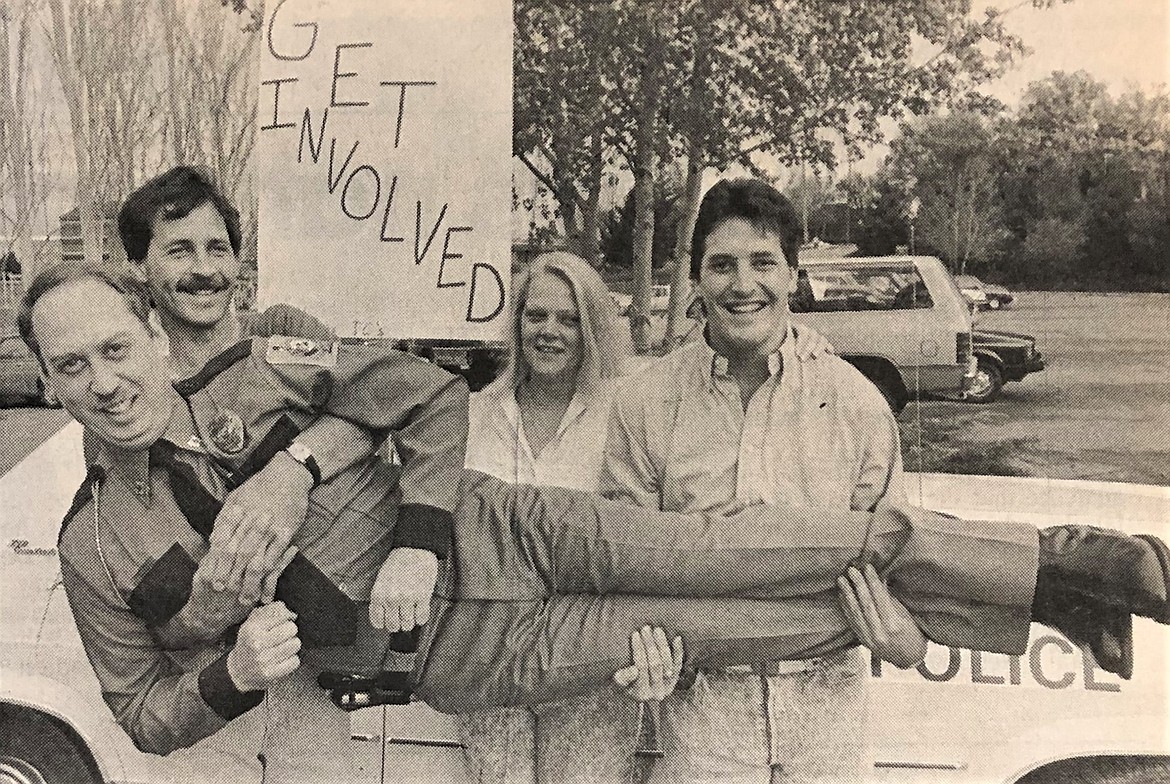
[{"x1": 791, "y1": 256, "x2": 976, "y2": 412}]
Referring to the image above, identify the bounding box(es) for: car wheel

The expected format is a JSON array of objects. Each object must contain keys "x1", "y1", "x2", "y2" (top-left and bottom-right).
[
  {"x1": 0, "y1": 708, "x2": 102, "y2": 784},
  {"x1": 964, "y1": 357, "x2": 1003, "y2": 404},
  {"x1": 987, "y1": 298, "x2": 1001, "y2": 310}
]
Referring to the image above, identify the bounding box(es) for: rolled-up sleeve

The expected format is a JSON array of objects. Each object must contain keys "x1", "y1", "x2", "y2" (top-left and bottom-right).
[
  {"x1": 261, "y1": 342, "x2": 468, "y2": 558},
  {"x1": 60, "y1": 558, "x2": 262, "y2": 755},
  {"x1": 599, "y1": 377, "x2": 662, "y2": 509}
]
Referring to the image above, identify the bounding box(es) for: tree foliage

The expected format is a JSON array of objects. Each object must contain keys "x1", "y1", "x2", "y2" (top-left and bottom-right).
[
  {"x1": 854, "y1": 70, "x2": 1169, "y2": 291},
  {"x1": 515, "y1": 0, "x2": 1059, "y2": 349}
]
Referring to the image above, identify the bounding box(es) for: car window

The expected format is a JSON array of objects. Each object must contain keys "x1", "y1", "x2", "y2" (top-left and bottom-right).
[{"x1": 793, "y1": 265, "x2": 933, "y2": 312}]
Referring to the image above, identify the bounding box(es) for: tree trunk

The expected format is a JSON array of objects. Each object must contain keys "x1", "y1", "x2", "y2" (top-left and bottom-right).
[
  {"x1": 578, "y1": 126, "x2": 604, "y2": 265},
  {"x1": 49, "y1": 0, "x2": 105, "y2": 267},
  {"x1": 665, "y1": 143, "x2": 704, "y2": 346},
  {"x1": 161, "y1": 0, "x2": 185, "y2": 164},
  {"x1": 629, "y1": 5, "x2": 664, "y2": 354}
]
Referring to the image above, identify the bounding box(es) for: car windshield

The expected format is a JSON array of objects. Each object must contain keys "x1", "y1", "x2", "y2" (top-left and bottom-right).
[{"x1": 954, "y1": 275, "x2": 982, "y2": 288}]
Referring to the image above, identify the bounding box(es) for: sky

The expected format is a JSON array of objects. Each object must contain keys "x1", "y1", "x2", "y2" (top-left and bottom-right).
[{"x1": 982, "y1": 0, "x2": 1168, "y2": 101}]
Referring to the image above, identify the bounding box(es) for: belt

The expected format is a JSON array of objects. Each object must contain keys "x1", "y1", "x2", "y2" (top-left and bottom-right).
[{"x1": 709, "y1": 659, "x2": 830, "y2": 677}]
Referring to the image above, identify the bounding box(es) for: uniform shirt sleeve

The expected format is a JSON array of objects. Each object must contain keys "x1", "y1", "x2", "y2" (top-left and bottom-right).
[
  {"x1": 598, "y1": 374, "x2": 663, "y2": 509},
  {"x1": 258, "y1": 341, "x2": 469, "y2": 557},
  {"x1": 245, "y1": 304, "x2": 336, "y2": 342},
  {"x1": 60, "y1": 555, "x2": 261, "y2": 755}
]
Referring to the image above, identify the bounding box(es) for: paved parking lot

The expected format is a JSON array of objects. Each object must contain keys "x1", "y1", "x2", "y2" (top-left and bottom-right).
[
  {"x1": 903, "y1": 291, "x2": 1170, "y2": 485},
  {"x1": 2, "y1": 292, "x2": 1167, "y2": 485}
]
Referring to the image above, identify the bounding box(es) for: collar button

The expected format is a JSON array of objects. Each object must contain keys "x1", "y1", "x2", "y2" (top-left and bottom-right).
[{"x1": 132, "y1": 481, "x2": 149, "y2": 498}]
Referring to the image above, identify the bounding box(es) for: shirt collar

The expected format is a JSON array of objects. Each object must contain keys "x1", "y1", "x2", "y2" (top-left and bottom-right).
[
  {"x1": 704, "y1": 323, "x2": 793, "y2": 382},
  {"x1": 91, "y1": 396, "x2": 203, "y2": 507}
]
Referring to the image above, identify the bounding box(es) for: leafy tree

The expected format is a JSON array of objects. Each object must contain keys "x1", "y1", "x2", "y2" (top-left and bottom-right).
[{"x1": 884, "y1": 112, "x2": 1006, "y2": 274}]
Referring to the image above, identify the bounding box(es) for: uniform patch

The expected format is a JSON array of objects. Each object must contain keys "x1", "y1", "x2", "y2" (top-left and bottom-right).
[
  {"x1": 208, "y1": 410, "x2": 248, "y2": 454},
  {"x1": 266, "y1": 334, "x2": 338, "y2": 367}
]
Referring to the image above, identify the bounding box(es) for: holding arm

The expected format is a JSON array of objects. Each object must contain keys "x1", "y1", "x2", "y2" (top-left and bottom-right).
[
  {"x1": 204, "y1": 307, "x2": 379, "y2": 595},
  {"x1": 61, "y1": 558, "x2": 295, "y2": 755}
]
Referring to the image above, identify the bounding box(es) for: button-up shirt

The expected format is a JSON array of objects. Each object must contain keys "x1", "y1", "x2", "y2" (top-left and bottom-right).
[
  {"x1": 600, "y1": 331, "x2": 903, "y2": 515},
  {"x1": 600, "y1": 329, "x2": 904, "y2": 771},
  {"x1": 467, "y1": 376, "x2": 618, "y2": 492}
]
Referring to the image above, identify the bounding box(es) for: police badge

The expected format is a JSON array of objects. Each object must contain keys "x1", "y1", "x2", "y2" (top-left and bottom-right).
[{"x1": 207, "y1": 410, "x2": 248, "y2": 455}]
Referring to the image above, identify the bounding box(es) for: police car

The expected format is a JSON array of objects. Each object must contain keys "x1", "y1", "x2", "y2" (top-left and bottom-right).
[{"x1": 2, "y1": 422, "x2": 1168, "y2": 784}]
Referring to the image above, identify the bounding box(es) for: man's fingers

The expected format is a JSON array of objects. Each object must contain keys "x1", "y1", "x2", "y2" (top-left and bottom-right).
[
  {"x1": 613, "y1": 666, "x2": 638, "y2": 689},
  {"x1": 670, "y1": 636, "x2": 685, "y2": 674},
  {"x1": 631, "y1": 630, "x2": 650, "y2": 699},
  {"x1": 414, "y1": 600, "x2": 430, "y2": 628},
  {"x1": 847, "y1": 567, "x2": 883, "y2": 636},
  {"x1": 838, "y1": 575, "x2": 876, "y2": 649},
  {"x1": 652, "y1": 627, "x2": 671, "y2": 678},
  {"x1": 641, "y1": 626, "x2": 663, "y2": 687},
  {"x1": 864, "y1": 564, "x2": 899, "y2": 630},
  {"x1": 398, "y1": 605, "x2": 413, "y2": 633}
]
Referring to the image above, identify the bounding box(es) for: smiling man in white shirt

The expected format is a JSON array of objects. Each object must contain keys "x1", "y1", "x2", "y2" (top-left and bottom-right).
[{"x1": 602, "y1": 178, "x2": 999, "y2": 783}]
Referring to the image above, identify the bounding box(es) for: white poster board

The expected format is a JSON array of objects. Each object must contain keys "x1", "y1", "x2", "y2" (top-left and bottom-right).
[{"x1": 257, "y1": 0, "x2": 511, "y2": 339}]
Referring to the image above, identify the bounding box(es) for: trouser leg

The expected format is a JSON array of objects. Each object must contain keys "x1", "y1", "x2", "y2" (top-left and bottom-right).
[
  {"x1": 454, "y1": 472, "x2": 1038, "y2": 645},
  {"x1": 414, "y1": 593, "x2": 858, "y2": 713}
]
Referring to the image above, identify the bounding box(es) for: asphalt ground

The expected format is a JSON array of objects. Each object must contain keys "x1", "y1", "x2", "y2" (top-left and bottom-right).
[
  {"x1": 2, "y1": 292, "x2": 1167, "y2": 485},
  {"x1": 901, "y1": 291, "x2": 1170, "y2": 485}
]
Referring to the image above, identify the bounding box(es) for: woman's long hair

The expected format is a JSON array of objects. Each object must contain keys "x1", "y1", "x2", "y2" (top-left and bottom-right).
[{"x1": 506, "y1": 252, "x2": 630, "y2": 400}]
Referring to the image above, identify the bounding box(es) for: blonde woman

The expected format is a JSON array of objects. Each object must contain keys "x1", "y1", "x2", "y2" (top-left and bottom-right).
[{"x1": 460, "y1": 252, "x2": 832, "y2": 783}]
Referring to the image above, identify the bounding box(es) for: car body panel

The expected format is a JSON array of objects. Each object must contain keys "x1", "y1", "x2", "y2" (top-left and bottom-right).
[
  {"x1": 0, "y1": 334, "x2": 41, "y2": 403},
  {"x1": 973, "y1": 328, "x2": 1046, "y2": 383},
  {"x1": 794, "y1": 256, "x2": 974, "y2": 399}
]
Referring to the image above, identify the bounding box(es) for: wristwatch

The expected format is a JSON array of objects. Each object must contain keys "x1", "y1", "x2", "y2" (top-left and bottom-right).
[{"x1": 284, "y1": 441, "x2": 322, "y2": 488}]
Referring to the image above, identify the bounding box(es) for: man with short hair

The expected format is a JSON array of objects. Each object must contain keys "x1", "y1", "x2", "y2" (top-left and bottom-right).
[
  {"x1": 599, "y1": 178, "x2": 1158, "y2": 783},
  {"x1": 117, "y1": 166, "x2": 440, "y2": 636}
]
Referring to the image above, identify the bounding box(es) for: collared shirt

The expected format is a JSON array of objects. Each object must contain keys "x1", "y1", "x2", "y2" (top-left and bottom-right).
[
  {"x1": 467, "y1": 375, "x2": 618, "y2": 492},
  {"x1": 600, "y1": 332, "x2": 904, "y2": 515},
  {"x1": 58, "y1": 338, "x2": 468, "y2": 755},
  {"x1": 600, "y1": 330, "x2": 903, "y2": 735}
]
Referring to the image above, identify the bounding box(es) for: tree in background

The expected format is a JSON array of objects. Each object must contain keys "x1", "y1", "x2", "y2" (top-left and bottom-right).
[
  {"x1": 34, "y1": 0, "x2": 259, "y2": 269},
  {"x1": 884, "y1": 111, "x2": 1006, "y2": 275},
  {"x1": 515, "y1": 0, "x2": 1063, "y2": 351}
]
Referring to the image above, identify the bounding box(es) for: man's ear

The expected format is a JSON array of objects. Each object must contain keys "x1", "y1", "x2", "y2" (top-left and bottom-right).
[
  {"x1": 787, "y1": 266, "x2": 800, "y2": 295},
  {"x1": 147, "y1": 311, "x2": 171, "y2": 357}
]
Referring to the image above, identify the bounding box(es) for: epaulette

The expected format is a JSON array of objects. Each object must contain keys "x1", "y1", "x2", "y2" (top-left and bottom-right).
[
  {"x1": 59, "y1": 464, "x2": 107, "y2": 543},
  {"x1": 173, "y1": 339, "x2": 254, "y2": 397}
]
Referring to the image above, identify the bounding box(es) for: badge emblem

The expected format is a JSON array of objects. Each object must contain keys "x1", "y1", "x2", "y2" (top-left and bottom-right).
[
  {"x1": 266, "y1": 335, "x2": 338, "y2": 367},
  {"x1": 287, "y1": 338, "x2": 318, "y2": 357},
  {"x1": 207, "y1": 410, "x2": 248, "y2": 455}
]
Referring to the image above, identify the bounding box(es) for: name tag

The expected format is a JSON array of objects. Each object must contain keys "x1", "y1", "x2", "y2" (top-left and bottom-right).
[{"x1": 266, "y1": 335, "x2": 338, "y2": 367}]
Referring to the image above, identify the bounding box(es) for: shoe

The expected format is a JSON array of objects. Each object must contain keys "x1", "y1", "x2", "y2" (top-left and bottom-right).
[
  {"x1": 1038, "y1": 527, "x2": 1170, "y2": 623},
  {"x1": 1032, "y1": 587, "x2": 1134, "y2": 680}
]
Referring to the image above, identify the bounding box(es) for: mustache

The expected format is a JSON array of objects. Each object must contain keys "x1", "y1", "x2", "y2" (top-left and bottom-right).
[{"x1": 176, "y1": 273, "x2": 232, "y2": 294}]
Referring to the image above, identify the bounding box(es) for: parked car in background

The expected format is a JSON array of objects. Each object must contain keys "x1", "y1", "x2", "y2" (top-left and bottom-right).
[
  {"x1": 954, "y1": 274, "x2": 991, "y2": 311},
  {"x1": 792, "y1": 256, "x2": 976, "y2": 412},
  {"x1": 965, "y1": 328, "x2": 1046, "y2": 403},
  {"x1": 0, "y1": 333, "x2": 51, "y2": 407},
  {"x1": 982, "y1": 281, "x2": 1015, "y2": 309}
]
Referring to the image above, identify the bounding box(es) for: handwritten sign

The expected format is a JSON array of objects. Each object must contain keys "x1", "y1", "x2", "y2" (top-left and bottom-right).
[{"x1": 257, "y1": 0, "x2": 511, "y2": 339}]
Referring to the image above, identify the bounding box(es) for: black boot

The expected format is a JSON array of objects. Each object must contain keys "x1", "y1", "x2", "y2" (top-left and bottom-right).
[
  {"x1": 1037, "y1": 526, "x2": 1170, "y2": 623},
  {"x1": 1032, "y1": 584, "x2": 1133, "y2": 679}
]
